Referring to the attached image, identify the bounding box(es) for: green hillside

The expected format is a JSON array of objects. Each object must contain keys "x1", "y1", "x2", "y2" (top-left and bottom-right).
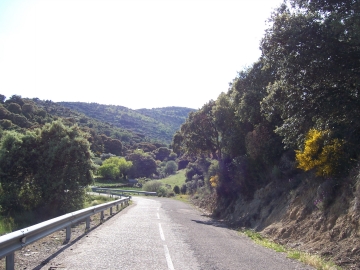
[{"x1": 59, "y1": 102, "x2": 194, "y2": 144}]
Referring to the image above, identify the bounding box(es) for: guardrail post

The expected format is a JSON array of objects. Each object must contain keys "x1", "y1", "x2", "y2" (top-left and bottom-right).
[
  {"x1": 6, "y1": 252, "x2": 14, "y2": 270},
  {"x1": 101, "y1": 210, "x2": 104, "y2": 221},
  {"x1": 86, "y1": 217, "x2": 90, "y2": 230},
  {"x1": 110, "y1": 206, "x2": 113, "y2": 215},
  {"x1": 66, "y1": 225, "x2": 71, "y2": 241},
  {"x1": 116, "y1": 204, "x2": 119, "y2": 211}
]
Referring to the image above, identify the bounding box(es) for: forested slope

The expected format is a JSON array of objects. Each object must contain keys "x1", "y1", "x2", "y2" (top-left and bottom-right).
[{"x1": 59, "y1": 102, "x2": 194, "y2": 144}]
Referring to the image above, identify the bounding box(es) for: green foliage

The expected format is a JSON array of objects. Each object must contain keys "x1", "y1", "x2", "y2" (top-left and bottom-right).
[
  {"x1": 97, "y1": 157, "x2": 133, "y2": 179},
  {"x1": 0, "y1": 94, "x2": 5, "y2": 103},
  {"x1": 173, "y1": 185, "x2": 180, "y2": 194},
  {"x1": 172, "y1": 0, "x2": 360, "y2": 205},
  {"x1": 97, "y1": 163, "x2": 119, "y2": 179},
  {"x1": 0, "y1": 121, "x2": 94, "y2": 217},
  {"x1": 59, "y1": 102, "x2": 194, "y2": 144},
  {"x1": 164, "y1": 160, "x2": 178, "y2": 175},
  {"x1": 0, "y1": 216, "x2": 14, "y2": 235},
  {"x1": 142, "y1": 180, "x2": 163, "y2": 193},
  {"x1": 157, "y1": 169, "x2": 186, "y2": 187},
  {"x1": 127, "y1": 150, "x2": 157, "y2": 178},
  {"x1": 180, "y1": 184, "x2": 187, "y2": 194},
  {"x1": 261, "y1": 1, "x2": 360, "y2": 153},
  {"x1": 154, "y1": 147, "x2": 172, "y2": 161},
  {"x1": 7, "y1": 103, "x2": 22, "y2": 114}
]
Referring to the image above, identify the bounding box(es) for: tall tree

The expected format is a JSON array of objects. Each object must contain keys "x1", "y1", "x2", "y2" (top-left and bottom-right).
[{"x1": 261, "y1": 2, "x2": 360, "y2": 155}]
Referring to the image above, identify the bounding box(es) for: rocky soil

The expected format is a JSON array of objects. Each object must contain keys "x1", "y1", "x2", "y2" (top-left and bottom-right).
[{"x1": 216, "y1": 175, "x2": 360, "y2": 270}]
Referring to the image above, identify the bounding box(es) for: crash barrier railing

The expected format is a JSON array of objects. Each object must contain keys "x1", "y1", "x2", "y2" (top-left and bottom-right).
[
  {"x1": 0, "y1": 197, "x2": 130, "y2": 270},
  {"x1": 92, "y1": 187, "x2": 157, "y2": 196}
]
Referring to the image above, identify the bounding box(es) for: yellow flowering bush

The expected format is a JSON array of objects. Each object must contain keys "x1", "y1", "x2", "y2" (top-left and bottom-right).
[
  {"x1": 210, "y1": 175, "x2": 219, "y2": 188},
  {"x1": 296, "y1": 129, "x2": 344, "y2": 176}
]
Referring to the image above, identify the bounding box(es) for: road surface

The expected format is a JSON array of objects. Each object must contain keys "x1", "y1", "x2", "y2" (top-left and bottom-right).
[{"x1": 43, "y1": 196, "x2": 313, "y2": 270}]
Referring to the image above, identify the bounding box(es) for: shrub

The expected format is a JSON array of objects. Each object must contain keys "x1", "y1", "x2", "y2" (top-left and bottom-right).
[
  {"x1": 165, "y1": 160, "x2": 178, "y2": 175},
  {"x1": 97, "y1": 163, "x2": 119, "y2": 179},
  {"x1": 142, "y1": 180, "x2": 163, "y2": 193},
  {"x1": 157, "y1": 186, "x2": 168, "y2": 197},
  {"x1": 296, "y1": 129, "x2": 345, "y2": 177},
  {"x1": 0, "y1": 119, "x2": 12, "y2": 129},
  {"x1": 173, "y1": 185, "x2": 180, "y2": 194},
  {"x1": 180, "y1": 184, "x2": 187, "y2": 194}
]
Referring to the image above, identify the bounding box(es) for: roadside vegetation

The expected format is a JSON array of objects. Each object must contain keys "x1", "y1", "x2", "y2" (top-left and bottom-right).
[{"x1": 242, "y1": 230, "x2": 341, "y2": 270}]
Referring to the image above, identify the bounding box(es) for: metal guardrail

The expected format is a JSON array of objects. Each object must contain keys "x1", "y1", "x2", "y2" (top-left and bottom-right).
[
  {"x1": 0, "y1": 197, "x2": 130, "y2": 270},
  {"x1": 92, "y1": 187, "x2": 157, "y2": 196}
]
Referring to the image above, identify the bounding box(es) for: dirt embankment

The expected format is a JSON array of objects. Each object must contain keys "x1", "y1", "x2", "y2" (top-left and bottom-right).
[{"x1": 212, "y1": 172, "x2": 360, "y2": 269}]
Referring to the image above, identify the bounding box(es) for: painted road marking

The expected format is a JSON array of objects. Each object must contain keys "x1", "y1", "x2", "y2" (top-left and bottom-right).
[
  {"x1": 164, "y1": 245, "x2": 175, "y2": 270},
  {"x1": 159, "y1": 223, "x2": 165, "y2": 241}
]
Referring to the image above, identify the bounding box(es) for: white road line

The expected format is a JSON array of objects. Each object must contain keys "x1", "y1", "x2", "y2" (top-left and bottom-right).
[
  {"x1": 164, "y1": 245, "x2": 175, "y2": 270},
  {"x1": 157, "y1": 213, "x2": 160, "y2": 219},
  {"x1": 159, "y1": 223, "x2": 165, "y2": 241}
]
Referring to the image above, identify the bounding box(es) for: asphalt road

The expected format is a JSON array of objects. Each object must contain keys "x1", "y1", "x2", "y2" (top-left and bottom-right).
[{"x1": 43, "y1": 196, "x2": 313, "y2": 270}]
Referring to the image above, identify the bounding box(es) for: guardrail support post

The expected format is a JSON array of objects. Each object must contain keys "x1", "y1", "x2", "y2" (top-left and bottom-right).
[
  {"x1": 6, "y1": 252, "x2": 14, "y2": 270},
  {"x1": 86, "y1": 217, "x2": 90, "y2": 230},
  {"x1": 116, "y1": 204, "x2": 119, "y2": 211},
  {"x1": 66, "y1": 225, "x2": 71, "y2": 241},
  {"x1": 101, "y1": 210, "x2": 104, "y2": 221},
  {"x1": 110, "y1": 207, "x2": 113, "y2": 215}
]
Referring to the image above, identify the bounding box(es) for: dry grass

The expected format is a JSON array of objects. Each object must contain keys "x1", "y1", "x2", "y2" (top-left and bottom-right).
[{"x1": 242, "y1": 229, "x2": 341, "y2": 270}]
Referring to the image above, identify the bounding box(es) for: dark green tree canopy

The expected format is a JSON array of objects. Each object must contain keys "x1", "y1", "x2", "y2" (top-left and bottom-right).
[{"x1": 0, "y1": 121, "x2": 94, "y2": 217}]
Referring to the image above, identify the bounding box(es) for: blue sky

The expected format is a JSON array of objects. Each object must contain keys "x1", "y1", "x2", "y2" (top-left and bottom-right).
[{"x1": 0, "y1": 0, "x2": 283, "y2": 109}]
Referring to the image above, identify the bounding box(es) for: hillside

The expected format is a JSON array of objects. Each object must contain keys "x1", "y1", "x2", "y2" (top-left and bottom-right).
[{"x1": 59, "y1": 102, "x2": 195, "y2": 144}]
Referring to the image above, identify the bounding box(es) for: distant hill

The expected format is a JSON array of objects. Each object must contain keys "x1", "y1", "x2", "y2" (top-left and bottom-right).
[{"x1": 58, "y1": 102, "x2": 195, "y2": 144}]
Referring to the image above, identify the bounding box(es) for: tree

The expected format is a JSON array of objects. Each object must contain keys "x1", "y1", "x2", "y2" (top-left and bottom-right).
[
  {"x1": 261, "y1": 2, "x2": 360, "y2": 154},
  {"x1": 103, "y1": 137, "x2": 122, "y2": 156},
  {"x1": 154, "y1": 147, "x2": 172, "y2": 161},
  {"x1": 180, "y1": 101, "x2": 221, "y2": 160},
  {"x1": 0, "y1": 121, "x2": 94, "y2": 217},
  {"x1": 164, "y1": 160, "x2": 178, "y2": 175},
  {"x1": 173, "y1": 185, "x2": 180, "y2": 194},
  {"x1": 127, "y1": 150, "x2": 157, "y2": 178},
  {"x1": 97, "y1": 157, "x2": 133, "y2": 179},
  {"x1": 0, "y1": 94, "x2": 5, "y2": 103},
  {"x1": 7, "y1": 103, "x2": 22, "y2": 114}
]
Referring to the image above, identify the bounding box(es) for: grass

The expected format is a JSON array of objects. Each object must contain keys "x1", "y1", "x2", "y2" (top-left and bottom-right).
[
  {"x1": 157, "y1": 169, "x2": 186, "y2": 187},
  {"x1": 84, "y1": 194, "x2": 116, "y2": 208},
  {"x1": 242, "y1": 230, "x2": 341, "y2": 270},
  {"x1": 0, "y1": 216, "x2": 15, "y2": 235},
  {"x1": 93, "y1": 177, "x2": 127, "y2": 188},
  {"x1": 0, "y1": 194, "x2": 117, "y2": 236}
]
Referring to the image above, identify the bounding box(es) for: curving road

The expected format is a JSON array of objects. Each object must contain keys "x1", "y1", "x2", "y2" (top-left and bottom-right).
[{"x1": 43, "y1": 196, "x2": 313, "y2": 270}]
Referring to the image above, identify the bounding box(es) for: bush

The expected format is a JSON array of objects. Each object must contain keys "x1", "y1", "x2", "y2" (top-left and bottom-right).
[
  {"x1": 165, "y1": 160, "x2": 178, "y2": 175},
  {"x1": 142, "y1": 180, "x2": 163, "y2": 193},
  {"x1": 157, "y1": 186, "x2": 168, "y2": 197},
  {"x1": 180, "y1": 184, "x2": 187, "y2": 194},
  {"x1": 296, "y1": 129, "x2": 345, "y2": 177},
  {"x1": 173, "y1": 185, "x2": 180, "y2": 194}
]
